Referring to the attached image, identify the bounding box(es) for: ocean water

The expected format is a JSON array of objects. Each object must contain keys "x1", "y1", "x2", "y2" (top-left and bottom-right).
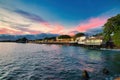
[{"x1": 0, "y1": 42, "x2": 120, "y2": 80}]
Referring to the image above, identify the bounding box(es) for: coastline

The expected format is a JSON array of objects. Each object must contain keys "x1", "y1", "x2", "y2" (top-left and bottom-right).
[
  {"x1": 28, "y1": 41, "x2": 120, "y2": 51},
  {"x1": 1, "y1": 41, "x2": 120, "y2": 51},
  {"x1": 100, "y1": 48, "x2": 120, "y2": 51}
]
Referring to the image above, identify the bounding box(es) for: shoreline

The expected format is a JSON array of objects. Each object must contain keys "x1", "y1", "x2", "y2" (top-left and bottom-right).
[
  {"x1": 1, "y1": 41, "x2": 120, "y2": 51},
  {"x1": 100, "y1": 48, "x2": 120, "y2": 51},
  {"x1": 28, "y1": 41, "x2": 120, "y2": 51}
]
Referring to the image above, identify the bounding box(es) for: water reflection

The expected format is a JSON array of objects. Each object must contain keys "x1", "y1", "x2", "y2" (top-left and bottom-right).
[
  {"x1": 87, "y1": 50, "x2": 102, "y2": 61},
  {"x1": 0, "y1": 43, "x2": 120, "y2": 80}
]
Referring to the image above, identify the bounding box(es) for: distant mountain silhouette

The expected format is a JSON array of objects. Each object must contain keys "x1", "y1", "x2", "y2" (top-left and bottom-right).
[
  {"x1": 0, "y1": 33, "x2": 59, "y2": 41},
  {"x1": 0, "y1": 28, "x2": 103, "y2": 41},
  {"x1": 85, "y1": 27, "x2": 103, "y2": 36}
]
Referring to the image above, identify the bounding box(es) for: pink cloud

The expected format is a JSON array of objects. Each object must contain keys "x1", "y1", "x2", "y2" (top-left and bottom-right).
[
  {"x1": 26, "y1": 29, "x2": 41, "y2": 34},
  {"x1": 40, "y1": 22, "x2": 51, "y2": 28},
  {"x1": 0, "y1": 28, "x2": 41, "y2": 35},
  {"x1": 75, "y1": 17, "x2": 107, "y2": 32},
  {"x1": 47, "y1": 17, "x2": 108, "y2": 35},
  {"x1": 0, "y1": 28, "x2": 23, "y2": 34},
  {"x1": 50, "y1": 24, "x2": 65, "y2": 34},
  {"x1": 0, "y1": 16, "x2": 108, "y2": 35},
  {"x1": 67, "y1": 31, "x2": 79, "y2": 36}
]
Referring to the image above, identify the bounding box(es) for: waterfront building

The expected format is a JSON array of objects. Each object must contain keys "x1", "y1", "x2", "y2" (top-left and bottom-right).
[
  {"x1": 76, "y1": 36, "x2": 87, "y2": 44},
  {"x1": 85, "y1": 36, "x2": 103, "y2": 46}
]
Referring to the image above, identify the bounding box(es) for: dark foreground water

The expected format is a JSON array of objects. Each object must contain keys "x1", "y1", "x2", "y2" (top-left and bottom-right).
[{"x1": 0, "y1": 42, "x2": 120, "y2": 80}]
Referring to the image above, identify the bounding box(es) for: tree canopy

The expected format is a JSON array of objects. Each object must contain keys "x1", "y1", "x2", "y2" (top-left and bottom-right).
[
  {"x1": 103, "y1": 14, "x2": 120, "y2": 47},
  {"x1": 58, "y1": 35, "x2": 71, "y2": 39},
  {"x1": 93, "y1": 33, "x2": 103, "y2": 36},
  {"x1": 44, "y1": 37, "x2": 56, "y2": 40},
  {"x1": 16, "y1": 37, "x2": 28, "y2": 43},
  {"x1": 74, "y1": 33, "x2": 85, "y2": 38}
]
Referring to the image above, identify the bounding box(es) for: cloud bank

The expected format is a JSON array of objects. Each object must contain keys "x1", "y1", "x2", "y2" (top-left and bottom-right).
[
  {"x1": 75, "y1": 17, "x2": 107, "y2": 32},
  {"x1": 0, "y1": 7, "x2": 113, "y2": 36}
]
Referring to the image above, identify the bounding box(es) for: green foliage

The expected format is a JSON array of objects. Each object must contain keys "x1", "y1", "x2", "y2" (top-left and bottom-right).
[
  {"x1": 16, "y1": 37, "x2": 28, "y2": 43},
  {"x1": 93, "y1": 33, "x2": 103, "y2": 36},
  {"x1": 112, "y1": 31, "x2": 120, "y2": 47},
  {"x1": 103, "y1": 34, "x2": 111, "y2": 41},
  {"x1": 58, "y1": 35, "x2": 71, "y2": 39},
  {"x1": 74, "y1": 33, "x2": 85, "y2": 38},
  {"x1": 44, "y1": 37, "x2": 56, "y2": 40},
  {"x1": 103, "y1": 14, "x2": 120, "y2": 47}
]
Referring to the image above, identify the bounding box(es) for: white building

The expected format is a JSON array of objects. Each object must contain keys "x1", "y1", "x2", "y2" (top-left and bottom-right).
[
  {"x1": 76, "y1": 36, "x2": 87, "y2": 44},
  {"x1": 85, "y1": 36, "x2": 103, "y2": 45},
  {"x1": 76, "y1": 36, "x2": 103, "y2": 45}
]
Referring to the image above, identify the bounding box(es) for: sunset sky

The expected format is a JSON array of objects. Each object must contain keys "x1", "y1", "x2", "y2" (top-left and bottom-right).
[{"x1": 0, "y1": 0, "x2": 120, "y2": 35}]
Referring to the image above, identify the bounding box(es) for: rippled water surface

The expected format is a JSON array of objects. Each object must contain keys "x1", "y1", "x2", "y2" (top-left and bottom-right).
[{"x1": 0, "y1": 42, "x2": 120, "y2": 80}]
